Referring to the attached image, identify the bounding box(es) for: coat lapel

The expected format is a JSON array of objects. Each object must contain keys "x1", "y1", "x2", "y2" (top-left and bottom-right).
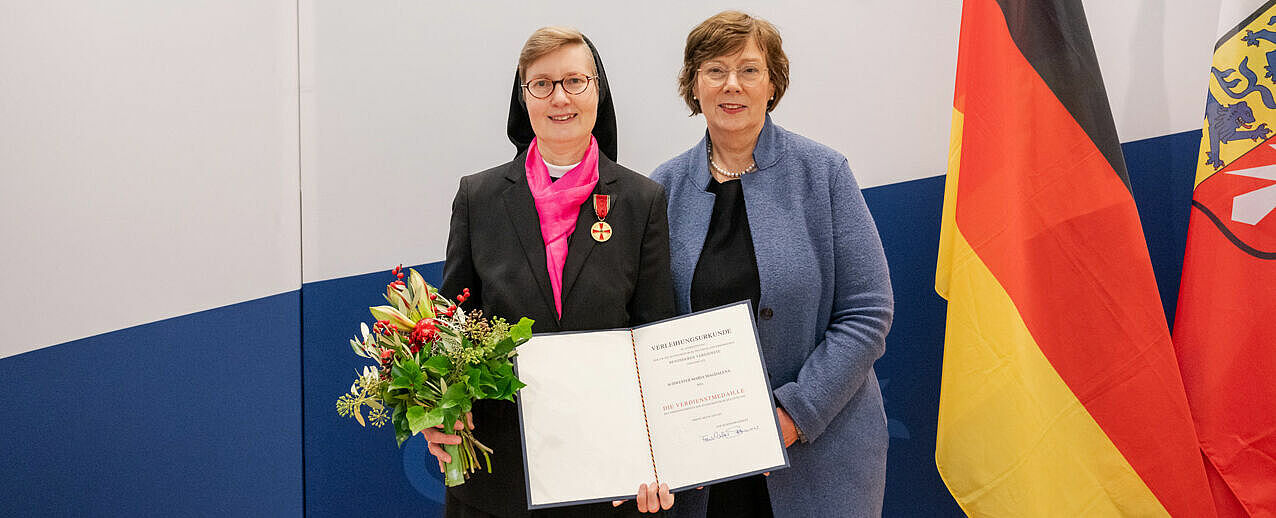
[
  {"x1": 668, "y1": 137, "x2": 717, "y2": 314},
  {"x1": 500, "y1": 155, "x2": 559, "y2": 322},
  {"x1": 739, "y1": 116, "x2": 787, "y2": 311},
  {"x1": 560, "y1": 156, "x2": 619, "y2": 309}
]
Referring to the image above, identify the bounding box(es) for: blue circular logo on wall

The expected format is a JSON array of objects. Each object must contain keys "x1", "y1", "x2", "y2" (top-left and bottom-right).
[{"x1": 402, "y1": 435, "x2": 446, "y2": 504}]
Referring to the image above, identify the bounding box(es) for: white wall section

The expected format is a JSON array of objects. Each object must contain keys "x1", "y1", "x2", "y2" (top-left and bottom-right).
[
  {"x1": 298, "y1": 1, "x2": 970, "y2": 283},
  {"x1": 0, "y1": 2, "x2": 300, "y2": 356},
  {"x1": 0, "y1": 0, "x2": 1226, "y2": 350},
  {"x1": 300, "y1": 0, "x2": 1222, "y2": 283},
  {"x1": 1084, "y1": 0, "x2": 1219, "y2": 144},
  {"x1": 1216, "y1": 0, "x2": 1268, "y2": 39}
]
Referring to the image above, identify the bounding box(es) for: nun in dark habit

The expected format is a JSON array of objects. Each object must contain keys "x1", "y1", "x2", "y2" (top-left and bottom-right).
[{"x1": 423, "y1": 26, "x2": 678, "y2": 517}]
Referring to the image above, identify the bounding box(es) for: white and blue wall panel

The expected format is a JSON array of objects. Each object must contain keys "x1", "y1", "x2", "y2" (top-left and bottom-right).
[
  {"x1": 1, "y1": 1, "x2": 1222, "y2": 516},
  {"x1": 1, "y1": 2, "x2": 302, "y2": 515}
]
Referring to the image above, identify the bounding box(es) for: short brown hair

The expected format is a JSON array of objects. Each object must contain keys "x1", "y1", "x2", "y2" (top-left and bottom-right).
[
  {"x1": 678, "y1": 11, "x2": 789, "y2": 115},
  {"x1": 518, "y1": 26, "x2": 592, "y2": 82}
]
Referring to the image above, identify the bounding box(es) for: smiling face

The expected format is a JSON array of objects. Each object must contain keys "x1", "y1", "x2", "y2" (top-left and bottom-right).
[
  {"x1": 523, "y1": 43, "x2": 599, "y2": 152},
  {"x1": 693, "y1": 36, "x2": 775, "y2": 140}
]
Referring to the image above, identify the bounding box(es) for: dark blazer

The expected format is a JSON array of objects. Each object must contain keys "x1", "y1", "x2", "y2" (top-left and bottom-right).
[{"x1": 441, "y1": 151, "x2": 676, "y2": 518}]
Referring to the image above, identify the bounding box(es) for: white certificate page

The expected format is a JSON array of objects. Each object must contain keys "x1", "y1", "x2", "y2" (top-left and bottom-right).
[
  {"x1": 515, "y1": 330, "x2": 653, "y2": 508},
  {"x1": 633, "y1": 303, "x2": 789, "y2": 491}
]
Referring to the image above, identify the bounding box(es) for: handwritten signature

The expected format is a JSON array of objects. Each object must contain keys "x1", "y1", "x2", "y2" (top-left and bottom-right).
[{"x1": 700, "y1": 425, "x2": 760, "y2": 442}]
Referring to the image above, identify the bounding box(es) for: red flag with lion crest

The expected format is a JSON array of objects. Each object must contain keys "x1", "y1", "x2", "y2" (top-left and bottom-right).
[{"x1": 1176, "y1": 1, "x2": 1276, "y2": 515}]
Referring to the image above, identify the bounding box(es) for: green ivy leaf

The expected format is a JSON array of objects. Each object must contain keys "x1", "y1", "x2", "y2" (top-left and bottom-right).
[
  {"x1": 406, "y1": 405, "x2": 444, "y2": 434},
  {"x1": 493, "y1": 377, "x2": 511, "y2": 398},
  {"x1": 392, "y1": 406, "x2": 410, "y2": 446},
  {"x1": 438, "y1": 382, "x2": 469, "y2": 410},
  {"x1": 422, "y1": 355, "x2": 452, "y2": 377},
  {"x1": 488, "y1": 364, "x2": 526, "y2": 400},
  {"x1": 390, "y1": 360, "x2": 424, "y2": 390},
  {"x1": 462, "y1": 367, "x2": 481, "y2": 398},
  {"x1": 510, "y1": 317, "x2": 534, "y2": 343},
  {"x1": 491, "y1": 337, "x2": 517, "y2": 359},
  {"x1": 439, "y1": 407, "x2": 462, "y2": 434},
  {"x1": 426, "y1": 407, "x2": 450, "y2": 429},
  {"x1": 466, "y1": 366, "x2": 497, "y2": 398},
  {"x1": 492, "y1": 361, "x2": 515, "y2": 379},
  {"x1": 464, "y1": 367, "x2": 479, "y2": 382},
  {"x1": 505, "y1": 377, "x2": 527, "y2": 399}
]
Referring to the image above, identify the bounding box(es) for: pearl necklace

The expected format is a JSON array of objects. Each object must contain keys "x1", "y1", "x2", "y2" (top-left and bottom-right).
[{"x1": 706, "y1": 140, "x2": 756, "y2": 178}]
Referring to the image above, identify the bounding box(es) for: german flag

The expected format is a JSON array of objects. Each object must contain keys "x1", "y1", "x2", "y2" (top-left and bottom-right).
[{"x1": 935, "y1": 0, "x2": 1215, "y2": 515}]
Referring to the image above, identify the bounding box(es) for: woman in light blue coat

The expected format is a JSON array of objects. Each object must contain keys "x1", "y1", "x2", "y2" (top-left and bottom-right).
[{"x1": 651, "y1": 11, "x2": 894, "y2": 518}]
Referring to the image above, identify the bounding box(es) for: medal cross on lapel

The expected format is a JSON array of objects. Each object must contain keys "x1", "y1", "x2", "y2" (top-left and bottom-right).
[{"x1": 590, "y1": 194, "x2": 612, "y2": 242}]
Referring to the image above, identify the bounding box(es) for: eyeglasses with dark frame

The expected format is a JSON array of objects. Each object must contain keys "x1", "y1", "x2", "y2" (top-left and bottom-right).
[
  {"x1": 697, "y1": 62, "x2": 768, "y2": 87},
  {"x1": 521, "y1": 74, "x2": 596, "y2": 99}
]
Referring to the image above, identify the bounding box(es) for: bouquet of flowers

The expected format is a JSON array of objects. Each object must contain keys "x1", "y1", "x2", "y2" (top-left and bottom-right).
[{"x1": 336, "y1": 265, "x2": 532, "y2": 487}]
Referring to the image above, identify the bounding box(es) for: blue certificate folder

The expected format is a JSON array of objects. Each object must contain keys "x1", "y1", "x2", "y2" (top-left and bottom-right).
[{"x1": 514, "y1": 301, "x2": 790, "y2": 510}]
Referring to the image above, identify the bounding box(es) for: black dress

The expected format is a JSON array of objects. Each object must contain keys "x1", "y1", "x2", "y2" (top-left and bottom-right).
[{"x1": 689, "y1": 178, "x2": 773, "y2": 518}]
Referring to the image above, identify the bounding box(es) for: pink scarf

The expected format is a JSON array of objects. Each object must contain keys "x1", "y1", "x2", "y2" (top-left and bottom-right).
[{"x1": 525, "y1": 136, "x2": 600, "y2": 318}]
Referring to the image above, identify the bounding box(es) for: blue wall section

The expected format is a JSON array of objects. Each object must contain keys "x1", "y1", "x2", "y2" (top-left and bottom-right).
[
  {"x1": 297, "y1": 129, "x2": 1202, "y2": 517},
  {"x1": 863, "y1": 175, "x2": 965, "y2": 517},
  {"x1": 0, "y1": 292, "x2": 303, "y2": 517},
  {"x1": 1124, "y1": 129, "x2": 1201, "y2": 327}
]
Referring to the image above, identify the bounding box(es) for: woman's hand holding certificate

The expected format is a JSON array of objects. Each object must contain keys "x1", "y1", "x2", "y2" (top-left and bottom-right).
[{"x1": 515, "y1": 302, "x2": 788, "y2": 509}]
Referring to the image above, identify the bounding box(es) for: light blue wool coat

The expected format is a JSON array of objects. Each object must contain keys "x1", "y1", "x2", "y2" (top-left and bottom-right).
[{"x1": 652, "y1": 116, "x2": 894, "y2": 518}]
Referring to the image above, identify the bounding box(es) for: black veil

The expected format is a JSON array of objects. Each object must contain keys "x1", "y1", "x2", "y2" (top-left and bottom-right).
[{"x1": 506, "y1": 35, "x2": 618, "y2": 161}]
